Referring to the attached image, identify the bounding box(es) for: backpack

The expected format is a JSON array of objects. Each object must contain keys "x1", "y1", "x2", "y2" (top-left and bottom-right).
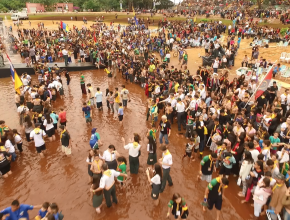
[
  {"x1": 89, "y1": 134, "x2": 99, "y2": 149},
  {"x1": 59, "y1": 211, "x2": 64, "y2": 220}
]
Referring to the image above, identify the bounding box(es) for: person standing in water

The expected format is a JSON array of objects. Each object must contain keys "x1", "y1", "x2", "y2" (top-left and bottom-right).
[
  {"x1": 95, "y1": 87, "x2": 103, "y2": 111},
  {"x1": 90, "y1": 175, "x2": 103, "y2": 214},
  {"x1": 59, "y1": 125, "x2": 71, "y2": 156},
  {"x1": 80, "y1": 73, "x2": 87, "y2": 94},
  {"x1": 101, "y1": 145, "x2": 119, "y2": 170},
  {"x1": 203, "y1": 177, "x2": 229, "y2": 220},
  {"x1": 122, "y1": 134, "x2": 141, "y2": 174},
  {"x1": 91, "y1": 150, "x2": 103, "y2": 178},
  {"x1": 146, "y1": 164, "x2": 162, "y2": 206},
  {"x1": 87, "y1": 83, "x2": 95, "y2": 108},
  {"x1": 91, "y1": 163, "x2": 127, "y2": 208},
  {"x1": 147, "y1": 135, "x2": 157, "y2": 169},
  {"x1": 30, "y1": 123, "x2": 47, "y2": 157},
  {"x1": 116, "y1": 156, "x2": 127, "y2": 187},
  {"x1": 167, "y1": 193, "x2": 189, "y2": 219},
  {"x1": 159, "y1": 144, "x2": 173, "y2": 192}
]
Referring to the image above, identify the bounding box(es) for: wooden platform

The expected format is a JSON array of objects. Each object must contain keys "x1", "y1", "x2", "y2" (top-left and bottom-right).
[{"x1": 0, "y1": 62, "x2": 97, "y2": 78}]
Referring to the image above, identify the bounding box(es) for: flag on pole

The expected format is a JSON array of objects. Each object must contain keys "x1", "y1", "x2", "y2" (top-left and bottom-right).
[
  {"x1": 134, "y1": 16, "x2": 139, "y2": 25},
  {"x1": 60, "y1": 21, "x2": 69, "y2": 32},
  {"x1": 194, "y1": 16, "x2": 197, "y2": 22},
  {"x1": 255, "y1": 66, "x2": 273, "y2": 100},
  {"x1": 6, "y1": 53, "x2": 23, "y2": 94},
  {"x1": 93, "y1": 31, "x2": 97, "y2": 43},
  {"x1": 132, "y1": 6, "x2": 135, "y2": 15}
]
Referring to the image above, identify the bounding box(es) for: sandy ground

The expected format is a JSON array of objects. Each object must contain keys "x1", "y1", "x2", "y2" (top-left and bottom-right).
[{"x1": 3, "y1": 19, "x2": 290, "y2": 91}]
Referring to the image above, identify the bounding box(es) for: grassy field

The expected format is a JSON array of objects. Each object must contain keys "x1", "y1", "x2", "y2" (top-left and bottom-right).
[{"x1": 0, "y1": 12, "x2": 288, "y2": 28}]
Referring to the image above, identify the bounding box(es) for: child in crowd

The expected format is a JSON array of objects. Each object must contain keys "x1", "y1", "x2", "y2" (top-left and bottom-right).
[{"x1": 35, "y1": 202, "x2": 50, "y2": 220}]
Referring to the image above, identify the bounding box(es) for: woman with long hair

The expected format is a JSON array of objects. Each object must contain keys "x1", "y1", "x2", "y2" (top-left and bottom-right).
[
  {"x1": 146, "y1": 163, "x2": 162, "y2": 206},
  {"x1": 13, "y1": 129, "x2": 23, "y2": 153},
  {"x1": 238, "y1": 151, "x2": 254, "y2": 198},
  {"x1": 43, "y1": 113, "x2": 55, "y2": 141},
  {"x1": 116, "y1": 156, "x2": 127, "y2": 187},
  {"x1": 231, "y1": 132, "x2": 246, "y2": 176},
  {"x1": 167, "y1": 193, "x2": 189, "y2": 219},
  {"x1": 147, "y1": 135, "x2": 157, "y2": 169},
  {"x1": 91, "y1": 175, "x2": 103, "y2": 214},
  {"x1": 122, "y1": 133, "x2": 141, "y2": 174},
  {"x1": 23, "y1": 114, "x2": 34, "y2": 142},
  {"x1": 86, "y1": 149, "x2": 96, "y2": 184}
]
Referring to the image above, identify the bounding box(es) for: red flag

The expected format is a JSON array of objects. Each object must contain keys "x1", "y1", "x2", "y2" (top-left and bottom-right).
[
  {"x1": 255, "y1": 66, "x2": 273, "y2": 100},
  {"x1": 94, "y1": 31, "x2": 96, "y2": 43}
]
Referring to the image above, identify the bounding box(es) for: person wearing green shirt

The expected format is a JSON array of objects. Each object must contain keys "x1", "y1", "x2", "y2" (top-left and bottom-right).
[
  {"x1": 116, "y1": 156, "x2": 127, "y2": 187},
  {"x1": 80, "y1": 74, "x2": 86, "y2": 94},
  {"x1": 185, "y1": 111, "x2": 194, "y2": 138},
  {"x1": 269, "y1": 132, "x2": 280, "y2": 154},
  {"x1": 181, "y1": 52, "x2": 188, "y2": 68}
]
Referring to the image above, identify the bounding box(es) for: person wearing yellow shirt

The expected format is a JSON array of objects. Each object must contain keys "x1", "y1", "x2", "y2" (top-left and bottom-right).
[
  {"x1": 114, "y1": 87, "x2": 121, "y2": 117},
  {"x1": 149, "y1": 63, "x2": 156, "y2": 73},
  {"x1": 174, "y1": 80, "x2": 179, "y2": 93}
]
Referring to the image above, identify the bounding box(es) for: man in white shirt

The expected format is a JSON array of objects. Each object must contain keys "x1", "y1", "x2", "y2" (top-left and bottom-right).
[
  {"x1": 159, "y1": 145, "x2": 173, "y2": 193},
  {"x1": 248, "y1": 142, "x2": 259, "y2": 162},
  {"x1": 120, "y1": 85, "x2": 130, "y2": 108},
  {"x1": 235, "y1": 84, "x2": 246, "y2": 100},
  {"x1": 30, "y1": 123, "x2": 47, "y2": 157},
  {"x1": 176, "y1": 98, "x2": 186, "y2": 131},
  {"x1": 161, "y1": 93, "x2": 177, "y2": 109},
  {"x1": 199, "y1": 84, "x2": 206, "y2": 99},
  {"x1": 62, "y1": 48, "x2": 68, "y2": 66},
  {"x1": 95, "y1": 87, "x2": 103, "y2": 110},
  {"x1": 281, "y1": 89, "x2": 288, "y2": 116},
  {"x1": 91, "y1": 163, "x2": 127, "y2": 208}
]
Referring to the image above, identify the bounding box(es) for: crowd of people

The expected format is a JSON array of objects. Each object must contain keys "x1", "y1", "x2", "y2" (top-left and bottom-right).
[{"x1": 1, "y1": 6, "x2": 290, "y2": 220}]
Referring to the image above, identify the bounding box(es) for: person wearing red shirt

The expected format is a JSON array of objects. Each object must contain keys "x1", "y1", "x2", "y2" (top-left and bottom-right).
[{"x1": 58, "y1": 108, "x2": 67, "y2": 127}]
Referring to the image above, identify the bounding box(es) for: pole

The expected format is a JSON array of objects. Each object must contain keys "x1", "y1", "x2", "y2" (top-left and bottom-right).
[{"x1": 244, "y1": 64, "x2": 275, "y2": 108}]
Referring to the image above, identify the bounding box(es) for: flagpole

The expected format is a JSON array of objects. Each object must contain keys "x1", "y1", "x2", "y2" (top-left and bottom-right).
[{"x1": 244, "y1": 64, "x2": 274, "y2": 108}]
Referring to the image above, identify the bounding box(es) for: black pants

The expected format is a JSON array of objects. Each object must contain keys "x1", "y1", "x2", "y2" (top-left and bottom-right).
[
  {"x1": 282, "y1": 104, "x2": 287, "y2": 117},
  {"x1": 177, "y1": 112, "x2": 186, "y2": 131},
  {"x1": 31, "y1": 55, "x2": 36, "y2": 64},
  {"x1": 104, "y1": 184, "x2": 118, "y2": 207},
  {"x1": 160, "y1": 168, "x2": 173, "y2": 193}
]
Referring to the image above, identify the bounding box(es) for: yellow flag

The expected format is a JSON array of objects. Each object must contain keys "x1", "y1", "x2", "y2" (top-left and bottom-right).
[
  {"x1": 194, "y1": 16, "x2": 197, "y2": 22},
  {"x1": 132, "y1": 6, "x2": 135, "y2": 15}
]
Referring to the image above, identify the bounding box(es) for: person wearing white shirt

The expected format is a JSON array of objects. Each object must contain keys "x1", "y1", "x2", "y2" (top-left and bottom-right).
[
  {"x1": 122, "y1": 136, "x2": 141, "y2": 174},
  {"x1": 101, "y1": 145, "x2": 119, "y2": 170},
  {"x1": 30, "y1": 123, "x2": 47, "y2": 157},
  {"x1": 235, "y1": 85, "x2": 246, "y2": 100},
  {"x1": 176, "y1": 98, "x2": 186, "y2": 131},
  {"x1": 5, "y1": 138, "x2": 16, "y2": 161},
  {"x1": 95, "y1": 87, "x2": 103, "y2": 110},
  {"x1": 281, "y1": 89, "x2": 288, "y2": 116},
  {"x1": 199, "y1": 84, "x2": 206, "y2": 99},
  {"x1": 91, "y1": 163, "x2": 127, "y2": 208},
  {"x1": 43, "y1": 114, "x2": 56, "y2": 141},
  {"x1": 161, "y1": 93, "x2": 177, "y2": 108},
  {"x1": 159, "y1": 145, "x2": 173, "y2": 192},
  {"x1": 62, "y1": 48, "x2": 68, "y2": 66},
  {"x1": 145, "y1": 164, "x2": 162, "y2": 205}
]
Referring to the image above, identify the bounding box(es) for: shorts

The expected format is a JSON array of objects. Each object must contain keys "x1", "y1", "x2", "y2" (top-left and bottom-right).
[
  {"x1": 207, "y1": 198, "x2": 222, "y2": 211},
  {"x1": 97, "y1": 102, "x2": 103, "y2": 108},
  {"x1": 185, "y1": 152, "x2": 192, "y2": 157},
  {"x1": 219, "y1": 164, "x2": 231, "y2": 176},
  {"x1": 53, "y1": 123, "x2": 58, "y2": 130},
  {"x1": 62, "y1": 145, "x2": 72, "y2": 155},
  {"x1": 60, "y1": 121, "x2": 67, "y2": 126},
  {"x1": 86, "y1": 117, "x2": 92, "y2": 123},
  {"x1": 254, "y1": 201, "x2": 263, "y2": 217},
  {"x1": 36, "y1": 144, "x2": 46, "y2": 153},
  {"x1": 0, "y1": 163, "x2": 11, "y2": 175},
  {"x1": 201, "y1": 174, "x2": 212, "y2": 183},
  {"x1": 194, "y1": 148, "x2": 199, "y2": 153},
  {"x1": 80, "y1": 55, "x2": 84, "y2": 58},
  {"x1": 46, "y1": 128, "x2": 55, "y2": 137},
  {"x1": 25, "y1": 133, "x2": 31, "y2": 142},
  {"x1": 118, "y1": 115, "x2": 123, "y2": 121}
]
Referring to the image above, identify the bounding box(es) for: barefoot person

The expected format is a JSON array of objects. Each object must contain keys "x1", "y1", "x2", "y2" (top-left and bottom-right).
[
  {"x1": 159, "y1": 144, "x2": 173, "y2": 193},
  {"x1": 122, "y1": 134, "x2": 141, "y2": 174},
  {"x1": 91, "y1": 163, "x2": 127, "y2": 208},
  {"x1": 0, "y1": 147, "x2": 12, "y2": 178},
  {"x1": 203, "y1": 177, "x2": 229, "y2": 220},
  {"x1": 197, "y1": 152, "x2": 218, "y2": 183}
]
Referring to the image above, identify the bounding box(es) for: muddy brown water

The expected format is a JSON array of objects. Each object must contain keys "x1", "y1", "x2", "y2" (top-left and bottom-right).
[{"x1": 0, "y1": 69, "x2": 253, "y2": 220}]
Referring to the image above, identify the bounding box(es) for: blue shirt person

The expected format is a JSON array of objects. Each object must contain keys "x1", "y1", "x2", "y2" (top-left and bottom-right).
[{"x1": 0, "y1": 200, "x2": 41, "y2": 220}]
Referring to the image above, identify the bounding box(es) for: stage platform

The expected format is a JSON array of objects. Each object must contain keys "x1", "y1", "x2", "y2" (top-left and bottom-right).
[{"x1": 0, "y1": 62, "x2": 97, "y2": 78}]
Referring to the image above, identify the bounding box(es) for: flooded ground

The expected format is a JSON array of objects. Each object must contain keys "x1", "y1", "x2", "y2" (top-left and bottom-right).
[{"x1": 0, "y1": 68, "x2": 255, "y2": 220}]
